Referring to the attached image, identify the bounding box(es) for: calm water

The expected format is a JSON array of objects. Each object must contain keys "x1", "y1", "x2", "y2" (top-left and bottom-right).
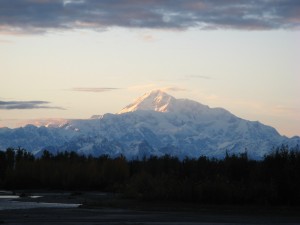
[{"x1": 0, "y1": 195, "x2": 80, "y2": 210}]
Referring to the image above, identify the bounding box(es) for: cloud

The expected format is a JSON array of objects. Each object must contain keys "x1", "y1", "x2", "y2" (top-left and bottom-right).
[
  {"x1": 185, "y1": 75, "x2": 211, "y2": 80},
  {"x1": 128, "y1": 84, "x2": 186, "y2": 92},
  {"x1": 138, "y1": 32, "x2": 157, "y2": 42},
  {"x1": 0, "y1": 100, "x2": 65, "y2": 110},
  {"x1": 273, "y1": 105, "x2": 300, "y2": 116},
  {"x1": 70, "y1": 87, "x2": 120, "y2": 92},
  {"x1": 0, "y1": 0, "x2": 299, "y2": 34},
  {"x1": 0, "y1": 39, "x2": 13, "y2": 43},
  {"x1": 161, "y1": 87, "x2": 187, "y2": 92},
  {"x1": 128, "y1": 83, "x2": 158, "y2": 91}
]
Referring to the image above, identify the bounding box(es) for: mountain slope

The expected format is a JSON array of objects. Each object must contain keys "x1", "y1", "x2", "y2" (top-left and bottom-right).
[{"x1": 0, "y1": 90, "x2": 299, "y2": 159}]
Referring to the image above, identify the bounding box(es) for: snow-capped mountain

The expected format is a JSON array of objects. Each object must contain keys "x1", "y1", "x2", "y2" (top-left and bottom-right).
[
  {"x1": 118, "y1": 90, "x2": 210, "y2": 114},
  {"x1": 0, "y1": 90, "x2": 299, "y2": 159},
  {"x1": 118, "y1": 90, "x2": 176, "y2": 113}
]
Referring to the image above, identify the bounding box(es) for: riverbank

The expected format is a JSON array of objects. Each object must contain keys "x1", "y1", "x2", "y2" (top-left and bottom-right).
[{"x1": 1, "y1": 191, "x2": 300, "y2": 224}]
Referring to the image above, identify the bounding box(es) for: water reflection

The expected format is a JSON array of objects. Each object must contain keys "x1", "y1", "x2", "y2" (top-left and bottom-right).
[
  {"x1": 0, "y1": 195, "x2": 80, "y2": 210},
  {"x1": 0, "y1": 195, "x2": 19, "y2": 199}
]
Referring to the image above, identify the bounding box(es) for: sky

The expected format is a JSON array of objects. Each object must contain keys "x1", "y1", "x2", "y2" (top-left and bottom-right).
[{"x1": 0, "y1": 0, "x2": 300, "y2": 137}]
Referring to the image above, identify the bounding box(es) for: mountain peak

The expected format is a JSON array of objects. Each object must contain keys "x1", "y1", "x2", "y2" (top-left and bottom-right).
[{"x1": 118, "y1": 89, "x2": 175, "y2": 114}]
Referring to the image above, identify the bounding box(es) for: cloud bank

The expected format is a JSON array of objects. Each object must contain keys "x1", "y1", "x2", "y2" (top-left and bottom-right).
[
  {"x1": 0, "y1": 0, "x2": 299, "y2": 34},
  {"x1": 0, "y1": 100, "x2": 65, "y2": 110}
]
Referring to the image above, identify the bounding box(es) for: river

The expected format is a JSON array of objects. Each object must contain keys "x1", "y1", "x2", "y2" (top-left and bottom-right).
[{"x1": 0, "y1": 191, "x2": 80, "y2": 210}]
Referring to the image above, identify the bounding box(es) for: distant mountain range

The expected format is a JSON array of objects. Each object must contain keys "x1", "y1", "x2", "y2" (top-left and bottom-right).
[{"x1": 0, "y1": 90, "x2": 299, "y2": 159}]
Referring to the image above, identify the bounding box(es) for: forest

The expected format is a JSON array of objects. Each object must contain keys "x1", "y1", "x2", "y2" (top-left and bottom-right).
[{"x1": 0, "y1": 145, "x2": 300, "y2": 205}]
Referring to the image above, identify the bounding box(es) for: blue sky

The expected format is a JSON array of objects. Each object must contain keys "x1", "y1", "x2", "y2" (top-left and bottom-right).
[{"x1": 0, "y1": 0, "x2": 300, "y2": 137}]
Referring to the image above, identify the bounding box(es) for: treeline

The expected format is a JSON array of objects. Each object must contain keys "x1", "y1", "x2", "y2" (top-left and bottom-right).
[{"x1": 0, "y1": 145, "x2": 300, "y2": 205}]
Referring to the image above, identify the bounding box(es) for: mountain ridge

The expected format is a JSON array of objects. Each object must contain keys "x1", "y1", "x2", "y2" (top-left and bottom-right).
[{"x1": 0, "y1": 90, "x2": 299, "y2": 159}]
